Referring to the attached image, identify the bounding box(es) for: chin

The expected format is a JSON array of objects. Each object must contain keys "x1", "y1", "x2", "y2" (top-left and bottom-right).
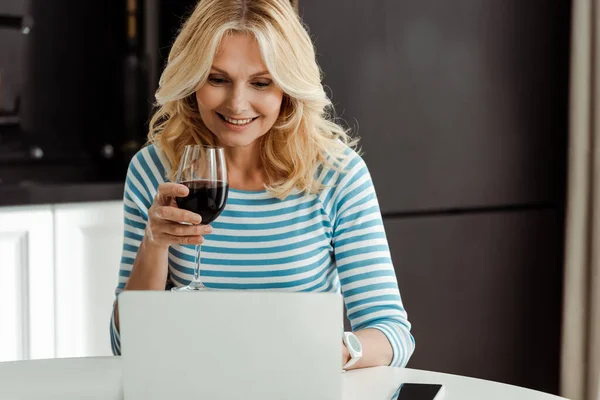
[{"x1": 214, "y1": 132, "x2": 262, "y2": 148}]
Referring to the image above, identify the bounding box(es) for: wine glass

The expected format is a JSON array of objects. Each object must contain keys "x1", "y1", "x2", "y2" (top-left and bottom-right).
[{"x1": 171, "y1": 145, "x2": 228, "y2": 292}]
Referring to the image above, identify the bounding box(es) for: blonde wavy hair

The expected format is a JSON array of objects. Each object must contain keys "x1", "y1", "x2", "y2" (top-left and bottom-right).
[{"x1": 148, "y1": 0, "x2": 358, "y2": 199}]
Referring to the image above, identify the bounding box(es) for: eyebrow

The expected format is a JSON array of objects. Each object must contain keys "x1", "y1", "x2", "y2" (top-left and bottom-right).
[{"x1": 210, "y1": 67, "x2": 271, "y2": 78}]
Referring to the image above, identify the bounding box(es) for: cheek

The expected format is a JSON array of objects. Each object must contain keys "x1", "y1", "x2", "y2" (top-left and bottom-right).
[
  {"x1": 258, "y1": 91, "x2": 284, "y2": 119},
  {"x1": 195, "y1": 87, "x2": 222, "y2": 112}
]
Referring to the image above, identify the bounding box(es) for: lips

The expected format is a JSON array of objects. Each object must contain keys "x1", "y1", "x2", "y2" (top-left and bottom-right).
[{"x1": 217, "y1": 112, "x2": 258, "y2": 126}]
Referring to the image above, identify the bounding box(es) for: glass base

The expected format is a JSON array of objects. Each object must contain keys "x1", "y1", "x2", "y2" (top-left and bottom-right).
[{"x1": 171, "y1": 280, "x2": 207, "y2": 292}]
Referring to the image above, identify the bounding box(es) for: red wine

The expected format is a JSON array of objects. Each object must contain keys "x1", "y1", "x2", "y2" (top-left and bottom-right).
[{"x1": 176, "y1": 180, "x2": 229, "y2": 224}]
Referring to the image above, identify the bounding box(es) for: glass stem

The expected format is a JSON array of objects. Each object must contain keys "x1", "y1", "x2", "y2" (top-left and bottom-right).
[{"x1": 193, "y1": 244, "x2": 202, "y2": 283}]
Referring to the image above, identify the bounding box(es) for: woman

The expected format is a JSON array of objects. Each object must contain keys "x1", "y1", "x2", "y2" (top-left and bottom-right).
[{"x1": 110, "y1": 0, "x2": 415, "y2": 370}]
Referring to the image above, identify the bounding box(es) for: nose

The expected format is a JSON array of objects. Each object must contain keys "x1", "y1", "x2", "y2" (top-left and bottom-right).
[{"x1": 225, "y1": 84, "x2": 249, "y2": 115}]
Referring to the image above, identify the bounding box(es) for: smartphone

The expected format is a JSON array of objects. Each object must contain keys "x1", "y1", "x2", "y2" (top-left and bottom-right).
[{"x1": 392, "y1": 383, "x2": 445, "y2": 400}]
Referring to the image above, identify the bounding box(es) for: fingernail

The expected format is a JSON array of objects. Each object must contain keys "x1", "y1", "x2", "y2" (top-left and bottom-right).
[
  {"x1": 205, "y1": 225, "x2": 213, "y2": 233},
  {"x1": 179, "y1": 188, "x2": 187, "y2": 195},
  {"x1": 193, "y1": 216, "x2": 202, "y2": 224}
]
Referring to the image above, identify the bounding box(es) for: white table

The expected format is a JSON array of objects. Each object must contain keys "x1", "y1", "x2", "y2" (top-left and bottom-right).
[{"x1": 0, "y1": 356, "x2": 567, "y2": 400}]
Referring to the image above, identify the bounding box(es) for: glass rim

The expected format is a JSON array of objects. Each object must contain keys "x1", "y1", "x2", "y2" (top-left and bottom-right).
[{"x1": 184, "y1": 144, "x2": 225, "y2": 150}]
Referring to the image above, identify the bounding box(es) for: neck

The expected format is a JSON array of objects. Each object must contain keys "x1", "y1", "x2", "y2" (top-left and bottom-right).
[
  {"x1": 222, "y1": 140, "x2": 266, "y2": 191},
  {"x1": 225, "y1": 143, "x2": 262, "y2": 172}
]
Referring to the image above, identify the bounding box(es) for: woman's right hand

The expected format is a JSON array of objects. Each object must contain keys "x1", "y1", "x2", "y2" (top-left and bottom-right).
[{"x1": 145, "y1": 182, "x2": 212, "y2": 249}]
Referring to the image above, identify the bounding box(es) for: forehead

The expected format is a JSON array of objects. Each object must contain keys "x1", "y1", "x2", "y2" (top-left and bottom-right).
[{"x1": 212, "y1": 32, "x2": 269, "y2": 75}]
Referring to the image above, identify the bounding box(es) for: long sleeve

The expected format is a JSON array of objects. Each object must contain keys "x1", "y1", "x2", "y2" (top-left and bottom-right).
[
  {"x1": 110, "y1": 146, "x2": 164, "y2": 355},
  {"x1": 325, "y1": 152, "x2": 415, "y2": 367}
]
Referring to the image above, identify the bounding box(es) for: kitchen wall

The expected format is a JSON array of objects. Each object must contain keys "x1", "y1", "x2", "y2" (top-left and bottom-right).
[{"x1": 300, "y1": 0, "x2": 570, "y2": 394}]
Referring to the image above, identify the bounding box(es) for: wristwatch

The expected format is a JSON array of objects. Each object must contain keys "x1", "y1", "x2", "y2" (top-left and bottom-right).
[{"x1": 342, "y1": 331, "x2": 363, "y2": 370}]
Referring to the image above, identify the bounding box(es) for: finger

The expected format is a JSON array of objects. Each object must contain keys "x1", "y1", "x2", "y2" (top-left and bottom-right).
[
  {"x1": 159, "y1": 233, "x2": 204, "y2": 245},
  {"x1": 155, "y1": 206, "x2": 202, "y2": 224},
  {"x1": 163, "y1": 223, "x2": 212, "y2": 237},
  {"x1": 157, "y1": 182, "x2": 189, "y2": 198}
]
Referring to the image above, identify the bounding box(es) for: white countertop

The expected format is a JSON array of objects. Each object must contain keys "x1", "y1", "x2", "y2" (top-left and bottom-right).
[{"x1": 0, "y1": 356, "x2": 567, "y2": 400}]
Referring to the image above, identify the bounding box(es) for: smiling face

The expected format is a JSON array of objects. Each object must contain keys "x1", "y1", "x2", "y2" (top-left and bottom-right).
[{"x1": 195, "y1": 32, "x2": 284, "y2": 149}]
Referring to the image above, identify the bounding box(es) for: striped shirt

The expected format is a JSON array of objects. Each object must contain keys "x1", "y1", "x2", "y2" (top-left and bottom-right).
[{"x1": 110, "y1": 143, "x2": 415, "y2": 367}]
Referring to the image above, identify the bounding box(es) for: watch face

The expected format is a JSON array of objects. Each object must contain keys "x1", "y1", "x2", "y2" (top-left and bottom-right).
[{"x1": 348, "y1": 334, "x2": 361, "y2": 351}]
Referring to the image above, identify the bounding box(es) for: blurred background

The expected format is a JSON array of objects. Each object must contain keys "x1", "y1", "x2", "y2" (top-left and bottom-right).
[{"x1": 1, "y1": 0, "x2": 598, "y2": 399}]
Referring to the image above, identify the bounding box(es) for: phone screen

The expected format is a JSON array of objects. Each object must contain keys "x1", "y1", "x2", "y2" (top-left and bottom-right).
[{"x1": 392, "y1": 383, "x2": 445, "y2": 400}]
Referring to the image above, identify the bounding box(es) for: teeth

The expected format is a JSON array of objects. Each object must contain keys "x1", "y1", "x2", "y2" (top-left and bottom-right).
[{"x1": 223, "y1": 115, "x2": 254, "y2": 125}]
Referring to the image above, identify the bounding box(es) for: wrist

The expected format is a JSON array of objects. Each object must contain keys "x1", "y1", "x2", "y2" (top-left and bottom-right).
[
  {"x1": 125, "y1": 234, "x2": 170, "y2": 291},
  {"x1": 142, "y1": 233, "x2": 168, "y2": 252},
  {"x1": 342, "y1": 342, "x2": 351, "y2": 365},
  {"x1": 342, "y1": 331, "x2": 363, "y2": 370}
]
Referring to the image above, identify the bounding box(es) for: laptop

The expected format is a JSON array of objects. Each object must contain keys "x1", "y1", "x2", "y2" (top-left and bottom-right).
[{"x1": 118, "y1": 290, "x2": 344, "y2": 400}]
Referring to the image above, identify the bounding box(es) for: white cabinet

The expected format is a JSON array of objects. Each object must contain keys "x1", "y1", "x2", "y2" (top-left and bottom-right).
[
  {"x1": 54, "y1": 202, "x2": 123, "y2": 358},
  {"x1": 0, "y1": 201, "x2": 123, "y2": 362},
  {"x1": 0, "y1": 206, "x2": 55, "y2": 362}
]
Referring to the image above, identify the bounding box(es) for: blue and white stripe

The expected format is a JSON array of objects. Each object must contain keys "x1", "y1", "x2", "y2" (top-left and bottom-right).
[{"x1": 110, "y1": 144, "x2": 415, "y2": 367}]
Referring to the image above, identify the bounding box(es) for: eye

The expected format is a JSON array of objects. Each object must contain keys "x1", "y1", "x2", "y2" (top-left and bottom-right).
[
  {"x1": 208, "y1": 77, "x2": 228, "y2": 85},
  {"x1": 252, "y1": 81, "x2": 272, "y2": 89}
]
